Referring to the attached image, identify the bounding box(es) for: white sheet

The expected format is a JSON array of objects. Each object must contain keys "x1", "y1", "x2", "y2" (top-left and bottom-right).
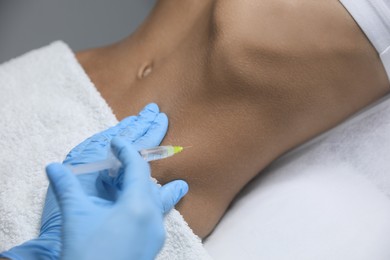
[
  {"x1": 339, "y1": 0, "x2": 390, "y2": 81},
  {"x1": 205, "y1": 95, "x2": 390, "y2": 259}
]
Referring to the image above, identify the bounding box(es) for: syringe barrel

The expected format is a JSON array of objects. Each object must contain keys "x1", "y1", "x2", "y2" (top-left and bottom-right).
[
  {"x1": 108, "y1": 146, "x2": 174, "y2": 177},
  {"x1": 139, "y1": 146, "x2": 175, "y2": 162},
  {"x1": 66, "y1": 146, "x2": 176, "y2": 176}
]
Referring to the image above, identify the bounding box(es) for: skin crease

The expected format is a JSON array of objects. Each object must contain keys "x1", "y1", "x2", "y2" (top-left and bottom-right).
[{"x1": 76, "y1": 0, "x2": 390, "y2": 238}]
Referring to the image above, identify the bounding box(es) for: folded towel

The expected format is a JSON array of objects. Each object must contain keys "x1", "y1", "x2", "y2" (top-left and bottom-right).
[{"x1": 0, "y1": 41, "x2": 211, "y2": 259}]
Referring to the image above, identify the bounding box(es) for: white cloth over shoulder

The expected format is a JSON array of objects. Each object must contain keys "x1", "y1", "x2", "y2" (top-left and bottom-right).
[
  {"x1": 0, "y1": 42, "x2": 211, "y2": 260},
  {"x1": 339, "y1": 0, "x2": 390, "y2": 81}
]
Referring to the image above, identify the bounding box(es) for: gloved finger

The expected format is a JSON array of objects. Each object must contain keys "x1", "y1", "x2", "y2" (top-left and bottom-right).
[
  {"x1": 92, "y1": 116, "x2": 138, "y2": 144},
  {"x1": 89, "y1": 116, "x2": 138, "y2": 146},
  {"x1": 40, "y1": 185, "x2": 61, "y2": 235},
  {"x1": 111, "y1": 137, "x2": 151, "y2": 201},
  {"x1": 64, "y1": 136, "x2": 93, "y2": 161},
  {"x1": 99, "y1": 113, "x2": 168, "y2": 188},
  {"x1": 118, "y1": 104, "x2": 157, "y2": 133},
  {"x1": 64, "y1": 109, "x2": 147, "y2": 162},
  {"x1": 97, "y1": 168, "x2": 116, "y2": 190},
  {"x1": 89, "y1": 196, "x2": 113, "y2": 207},
  {"x1": 64, "y1": 117, "x2": 138, "y2": 165},
  {"x1": 119, "y1": 103, "x2": 159, "y2": 141},
  {"x1": 159, "y1": 180, "x2": 189, "y2": 214},
  {"x1": 99, "y1": 112, "x2": 168, "y2": 189},
  {"x1": 46, "y1": 163, "x2": 88, "y2": 215},
  {"x1": 100, "y1": 115, "x2": 139, "y2": 140},
  {"x1": 116, "y1": 115, "x2": 138, "y2": 130},
  {"x1": 67, "y1": 115, "x2": 139, "y2": 162},
  {"x1": 76, "y1": 172, "x2": 100, "y2": 197},
  {"x1": 132, "y1": 113, "x2": 168, "y2": 150},
  {"x1": 98, "y1": 105, "x2": 163, "y2": 189}
]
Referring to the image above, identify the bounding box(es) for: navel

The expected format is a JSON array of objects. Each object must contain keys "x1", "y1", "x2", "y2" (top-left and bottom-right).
[{"x1": 137, "y1": 62, "x2": 153, "y2": 79}]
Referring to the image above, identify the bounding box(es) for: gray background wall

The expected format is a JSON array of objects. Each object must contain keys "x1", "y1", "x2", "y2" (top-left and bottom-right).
[{"x1": 0, "y1": 0, "x2": 156, "y2": 63}]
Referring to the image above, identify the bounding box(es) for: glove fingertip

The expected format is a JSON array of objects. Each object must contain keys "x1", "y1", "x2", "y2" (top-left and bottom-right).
[
  {"x1": 154, "y1": 113, "x2": 168, "y2": 128},
  {"x1": 176, "y1": 180, "x2": 189, "y2": 200},
  {"x1": 144, "y1": 103, "x2": 159, "y2": 114},
  {"x1": 46, "y1": 162, "x2": 89, "y2": 213},
  {"x1": 117, "y1": 115, "x2": 137, "y2": 128},
  {"x1": 132, "y1": 113, "x2": 168, "y2": 150},
  {"x1": 161, "y1": 180, "x2": 189, "y2": 213},
  {"x1": 46, "y1": 163, "x2": 66, "y2": 180}
]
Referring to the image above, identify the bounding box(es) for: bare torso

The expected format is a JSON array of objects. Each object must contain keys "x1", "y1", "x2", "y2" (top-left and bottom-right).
[{"x1": 76, "y1": 0, "x2": 389, "y2": 238}]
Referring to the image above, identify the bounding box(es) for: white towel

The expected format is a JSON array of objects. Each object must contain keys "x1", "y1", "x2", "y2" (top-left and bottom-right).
[{"x1": 0, "y1": 41, "x2": 211, "y2": 260}]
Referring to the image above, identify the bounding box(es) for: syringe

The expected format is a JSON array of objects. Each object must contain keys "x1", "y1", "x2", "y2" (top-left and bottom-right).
[{"x1": 66, "y1": 145, "x2": 184, "y2": 176}]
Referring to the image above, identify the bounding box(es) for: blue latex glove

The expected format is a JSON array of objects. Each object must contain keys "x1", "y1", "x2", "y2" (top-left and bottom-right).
[
  {"x1": 46, "y1": 138, "x2": 188, "y2": 260},
  {"x1": 64, "y1": 103, "x2": 168, "y2": 200},
  {"x1": 0, "y1": 103, "x2": 169, "y2": 260}
]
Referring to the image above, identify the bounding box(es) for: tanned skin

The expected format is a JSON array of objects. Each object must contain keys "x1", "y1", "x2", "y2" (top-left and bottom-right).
[{"x1": 76, "y1": 0, "x2": 389, "y2": 238}]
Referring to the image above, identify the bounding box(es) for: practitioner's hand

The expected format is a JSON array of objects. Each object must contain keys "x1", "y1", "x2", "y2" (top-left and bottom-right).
[
  {"x1": 0, "y1": 104, "x2": 168, "y2": 260},
  {"x1": 43, "y1": 104, "x2": 167, "y2": 255},
  {"x1": 63, "y1": 102, "x2": 168, "y2": 199},
  {"x1": 46, "y1": 138, "x2": 188, "y2": 260}
]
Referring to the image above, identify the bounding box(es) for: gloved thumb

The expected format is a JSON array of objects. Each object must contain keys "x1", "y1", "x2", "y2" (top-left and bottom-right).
[
  {"x1": 46, "y1": 163, "x2": 88, "y2": 215},
  {"x1": 159, "y1": 180, "x2": 189, "y2": 214}
]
